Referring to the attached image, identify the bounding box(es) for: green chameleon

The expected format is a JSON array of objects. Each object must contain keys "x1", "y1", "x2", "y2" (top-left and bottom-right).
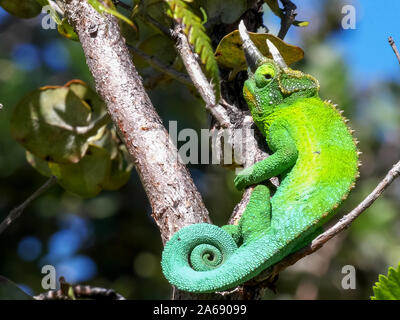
[{"x1": 161, "y1": 21, "x2": 360, "y2": 293}]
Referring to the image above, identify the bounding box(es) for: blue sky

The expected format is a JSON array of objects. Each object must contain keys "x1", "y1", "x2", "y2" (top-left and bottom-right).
[
  {"x1": 265, "y1": 0, "x2": 400, "y2": 88},
  {"x1": 331, "y1": 0, "x2": 400, "y2": 86}
]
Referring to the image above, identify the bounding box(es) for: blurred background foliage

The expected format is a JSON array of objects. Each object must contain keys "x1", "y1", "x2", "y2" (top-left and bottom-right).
[{"x1": 0, "y1": 0, "x2": 400, "y2": 299}]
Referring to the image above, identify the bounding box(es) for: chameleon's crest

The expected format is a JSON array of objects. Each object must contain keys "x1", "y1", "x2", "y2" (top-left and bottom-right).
[
  {"x1": 265, "y1": 37, "x2": 319, "y2": 95},
  {"x1": 277, "y1": 69, "x2": 319, "y2": 95}
]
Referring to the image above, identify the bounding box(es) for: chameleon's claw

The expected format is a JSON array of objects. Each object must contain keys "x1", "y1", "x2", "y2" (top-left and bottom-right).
[
  {"x1": 234, "y1": 175, "x2": 246, "y2": 190},
  {"x1": 234, "y1": 168, "x2": 253, "y2": 190}
]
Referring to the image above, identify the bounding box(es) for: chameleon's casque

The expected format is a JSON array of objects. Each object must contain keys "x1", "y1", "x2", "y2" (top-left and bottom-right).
[{"x1": 161, "y1": 21, "x2": 359, "y2": 293}]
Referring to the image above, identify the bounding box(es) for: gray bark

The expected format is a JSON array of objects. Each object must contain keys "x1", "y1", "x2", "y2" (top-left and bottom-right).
[{"x1": 64, "y1": 0, "x2": 210, "y2": 246}]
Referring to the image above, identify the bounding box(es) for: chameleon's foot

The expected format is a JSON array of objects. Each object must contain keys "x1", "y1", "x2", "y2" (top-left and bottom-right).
[
  {"x1": 222, "y1": 224, "x2": 242, "y2": 245},
  {"x1": 234, "y1": 166, "x2": 256, "y2": 190},
  {"x1": 240, "y1": 184, "x2": 271, "y2": 244}
]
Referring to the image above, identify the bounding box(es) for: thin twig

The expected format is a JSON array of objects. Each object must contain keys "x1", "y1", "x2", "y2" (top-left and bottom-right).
[
  {"x1": 141, "y1": 14, "x2": 239, "y2": 126},
  {"x1": 277, "y1": 0, "x2": 297, "y2": 39},
  {"x1": 127, "y1": 45, "x2": 193, "y2": 87},
  {"x1": 173, "y1": 25, "x2": 233, "y2": 127},
  {"x1": 143, "y1": 13, "x2": 178, "y2": 40},
  {"x1": 112, "y1": 0, "x2": 132, "y2": 11},
  {"x1": 0, "y1": 176, "x2": 57, "y2": 235},
  {"x1": 388, "y1": 36, "x2": 400, "y2": 65},
  {"x1": 143, "y1": 72, "x2": 171, "y2": 90}
]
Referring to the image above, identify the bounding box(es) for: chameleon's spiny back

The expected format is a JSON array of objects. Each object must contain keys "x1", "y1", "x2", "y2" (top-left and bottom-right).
[{"x1": 267, "y1": 97, "x2": 359, "y2": 248}]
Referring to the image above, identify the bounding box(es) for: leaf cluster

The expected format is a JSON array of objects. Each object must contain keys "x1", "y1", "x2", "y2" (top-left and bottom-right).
[
  {"x1": 372, "y1": 263, "x2": 400, "y2": 300},
  {"x1": 10, "y1": 81, "x2": 133, "y2": 198}
]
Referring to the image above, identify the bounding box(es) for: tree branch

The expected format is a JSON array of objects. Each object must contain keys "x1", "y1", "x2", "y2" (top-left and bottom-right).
[
  {"x1": 277, "y1": 0, "x2": 297, "y2": 40},
  {"x1": 0, "y1": 176, "x2": 57, "y2": 235},
  {"x1": 141, "y1": 14, "x2": 241, "y2": 126},
  {"x1": 388, "y1": 36, "x2": 400, "y2": 65},
  {"x1": 173, "y1": 25, "x2": 233, "y2": 127},
  {"x1": 142, "y1": 13, "x2": 178, "y2": 42},
  {"x1": 64, "y1": 0, "x2": 210, "y2": 244},
  {"x1": 172, "y1": 24, "x2": 281, "y2": 222},
  {"x1": 112, "y1": 0, "x2": 132, "y2": 12}
]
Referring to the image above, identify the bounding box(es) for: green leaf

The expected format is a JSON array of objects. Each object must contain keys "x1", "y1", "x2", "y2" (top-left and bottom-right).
[
  {"x1": 102, "y1": 144, "x2": 133, "y2": 191},
  {"x1": 214, "y1": 30, "x2": 304, "y2": 79},
  {"x1": 91, "y1": 128, "x2": 119, "y2": 160},
  {"x1": 294, "y1": 20, "x2": 309, "y2": 27},
  {"x1": 87, "y1": 0, "x2": 138, "y2": 31},
  {"x1": 10, "y1": 80, "x2": 109, "y2": 164},
  {"x1": 165, "y1": 0, "x2": 220, "y2": 100},
  {"x1": 26, "y1": 151, "x2": 53, "y2": 178},
  {"x1": 58, "y1": 18, "x2": 79, "y2": 41},
  {"x1": 27, "y1": 127, "x2": 132, "y2": 197},
  {"x1": 49, "y1": 145, "x2": 111, "y2": 198},
  {"x1": 0, "y1": 276, "x2": 34, "y2": 300},
  {"x1": 0, "y1": 0, "x2": 42, "y2": 18},
  {"x1": 66, "y1": 80, "x2": 109, "y2": 124},
  {"x1": 91, "y1": 129, "x2": 133, "y2": 191},
  {"x1": 12, "y1": 78, "x2": 131, "y2": 197},
  {"x1": 371, "y1": 263, "x2": 400, "y2": 300},
  {"x1": 199, "y1": 7, "x2": 207, "y2": 24}
]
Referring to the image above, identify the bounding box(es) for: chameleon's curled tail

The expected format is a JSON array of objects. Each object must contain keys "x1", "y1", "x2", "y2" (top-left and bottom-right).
[
  {"x1": 161, "y1": 223, "x2": 239, "y2": 292},
  {"x1": 161, "y1": 185, "x2": 275, "y2": 293},
  {"x1": 161, "y1": 221, "x2": 280, "y2": 293}
]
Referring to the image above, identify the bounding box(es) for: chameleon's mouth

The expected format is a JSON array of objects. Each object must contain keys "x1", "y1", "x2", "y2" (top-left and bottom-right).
[{"x1": 243, "y1": 80, "x2": 257, "y2": 109}]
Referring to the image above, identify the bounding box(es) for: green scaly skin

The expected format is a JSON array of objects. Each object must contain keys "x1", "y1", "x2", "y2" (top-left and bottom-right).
[{"x1": 161, "y1": 60, "x2": 359, "y2": 293}]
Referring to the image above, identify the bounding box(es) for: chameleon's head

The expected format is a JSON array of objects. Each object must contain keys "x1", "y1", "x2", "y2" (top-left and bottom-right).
[{"x1": 238, "y1": 21, "x2": 320, "y2": 118}]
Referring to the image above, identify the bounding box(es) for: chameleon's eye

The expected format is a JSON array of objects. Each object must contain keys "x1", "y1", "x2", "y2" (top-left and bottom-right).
[
  {"x1": 255, "y1": 64, "x2": 276, "y2": 88},
  {"x1": 264, "y1": 73, "x2": 273, "y2": 80}
]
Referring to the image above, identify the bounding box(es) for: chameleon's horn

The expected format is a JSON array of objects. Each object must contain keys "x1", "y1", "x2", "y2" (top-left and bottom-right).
[
  {"x1": 238, "y1": 20, "x2": 266, "y2": 72},
  {"x1": 266, "y1": 39, "x2": 288, "y2": 70}
]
